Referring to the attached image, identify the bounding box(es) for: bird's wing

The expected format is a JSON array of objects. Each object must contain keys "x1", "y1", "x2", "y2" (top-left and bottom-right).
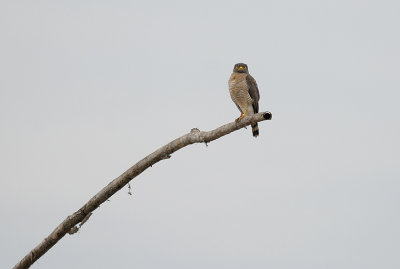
[{"x1": 246, "y1": 74, "x2": 260, "y2": 113}]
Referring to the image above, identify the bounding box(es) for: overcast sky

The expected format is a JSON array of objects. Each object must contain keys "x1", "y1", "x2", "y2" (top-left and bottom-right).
[{"x1": 1, "y1": 1, "x2": 399, "y2": 268}]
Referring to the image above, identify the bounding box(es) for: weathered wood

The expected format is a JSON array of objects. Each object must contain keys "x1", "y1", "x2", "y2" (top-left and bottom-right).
[{"x1": 13, "y1": 111, "x2": 272, "y2": 269}]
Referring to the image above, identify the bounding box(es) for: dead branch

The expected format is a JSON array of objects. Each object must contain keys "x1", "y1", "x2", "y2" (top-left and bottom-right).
[{"x1": 13, "y1": 111, "x2": 272, "y2": 269}]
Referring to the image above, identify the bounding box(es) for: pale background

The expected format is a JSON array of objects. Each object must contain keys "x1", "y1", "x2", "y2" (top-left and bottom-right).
[{"x1": 1, "y1": 1, "x2": 399, "y2": 268}]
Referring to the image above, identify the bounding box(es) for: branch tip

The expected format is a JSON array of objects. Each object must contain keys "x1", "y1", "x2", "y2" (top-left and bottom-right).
[{"x1": 263, "y1": 112, "x2": 272, "y2": 120}]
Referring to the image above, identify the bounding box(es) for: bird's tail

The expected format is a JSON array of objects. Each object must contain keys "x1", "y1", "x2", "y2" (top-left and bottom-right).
[{"x1": 251, "y1": 123, "x2": 259, "y2": 137}]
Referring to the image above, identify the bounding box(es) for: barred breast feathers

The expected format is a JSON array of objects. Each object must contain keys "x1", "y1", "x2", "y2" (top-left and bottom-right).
[{"x1": 229, "y1": 73, "x2": 253, "y2": 111}]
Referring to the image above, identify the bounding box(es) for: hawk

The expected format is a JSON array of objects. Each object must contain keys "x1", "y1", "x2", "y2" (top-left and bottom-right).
[{"x1": 228, "y1": 63, "x2": 260, "y2": 137}]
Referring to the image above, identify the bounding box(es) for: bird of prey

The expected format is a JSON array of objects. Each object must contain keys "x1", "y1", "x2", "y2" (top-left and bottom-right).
[{"x1": 228, "y1": 63, "x2": 260, "y2": 137}]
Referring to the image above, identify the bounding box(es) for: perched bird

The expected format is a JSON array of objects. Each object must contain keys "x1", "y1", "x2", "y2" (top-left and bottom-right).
[{"x1": 228, "y1": 63, "x2": 260, "y2": 137}]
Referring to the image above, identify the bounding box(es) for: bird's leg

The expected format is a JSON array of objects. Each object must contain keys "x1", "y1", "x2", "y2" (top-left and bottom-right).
[
  {"x1": 235, "y1": 109, "x2": 247, "y2": 123},
  {"x1": 235, "y1": 112, "x2": 243, "y2": 122}
]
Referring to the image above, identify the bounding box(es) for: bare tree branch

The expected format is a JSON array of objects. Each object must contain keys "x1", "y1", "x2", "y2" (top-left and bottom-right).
[{"x1": 13, "y1": 111, "x2": 272, "y2": 269}]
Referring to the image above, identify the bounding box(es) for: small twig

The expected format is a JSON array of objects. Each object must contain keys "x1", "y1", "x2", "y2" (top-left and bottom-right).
[
  {"x1": 68, "y1": 226, "x2": 79, "y2": 235},
  {"x1": 79, "y1": 213, "x2": 93, "y2": 228},
  {"x1": 161, "y1": 154, "x2": 171, "y2": 160},
  {"x1": 68, "y1": 212, "x2": 93, "y2": 235},
  {"x1": 128, "y1": 183, "x2": 132, "y2": 195}
]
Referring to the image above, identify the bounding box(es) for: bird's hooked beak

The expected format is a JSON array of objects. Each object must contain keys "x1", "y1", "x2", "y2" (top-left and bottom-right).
[{"x1": 238, "y1": 66, "x2": 244, "y2": 71}]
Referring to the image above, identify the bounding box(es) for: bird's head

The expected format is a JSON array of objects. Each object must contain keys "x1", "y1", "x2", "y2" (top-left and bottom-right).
[{"x1": 233, "y1": 63, "x2": 249, "y2": 73}]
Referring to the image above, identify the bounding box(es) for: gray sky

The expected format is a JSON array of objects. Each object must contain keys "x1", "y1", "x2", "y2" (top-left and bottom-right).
[{"x1": 1, "y1": 1, "x2": 399, "y2": 268}]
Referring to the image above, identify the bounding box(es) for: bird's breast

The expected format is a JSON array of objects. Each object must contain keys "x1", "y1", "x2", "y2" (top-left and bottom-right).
[{"x1": 228, "y1": 74, "x2": 252, "y2": 108}]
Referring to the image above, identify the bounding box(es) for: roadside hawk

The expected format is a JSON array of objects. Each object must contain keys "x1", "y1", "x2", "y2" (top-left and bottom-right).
[{"x1": 228, "y1": 63, "x2": 260, "y2": 137}]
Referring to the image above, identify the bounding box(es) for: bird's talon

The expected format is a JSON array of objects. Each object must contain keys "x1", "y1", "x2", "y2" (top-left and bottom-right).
[{"x1": 235, "y1": 116, "x2": 243, "y2": 123}]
